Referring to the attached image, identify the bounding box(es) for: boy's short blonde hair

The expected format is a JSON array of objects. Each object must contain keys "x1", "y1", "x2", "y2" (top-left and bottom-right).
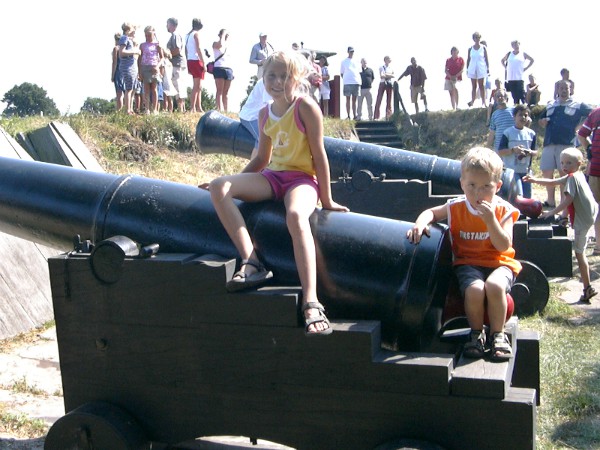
[
  {"x1": 560, "y1": 147, "x2": 583, "y2": 164},
  {"x1": 121, "y1": 22, "x2": 135, "y2": 34},
  {"x1": 461, "y1": 147, "x2": 504, "y2": 183}
]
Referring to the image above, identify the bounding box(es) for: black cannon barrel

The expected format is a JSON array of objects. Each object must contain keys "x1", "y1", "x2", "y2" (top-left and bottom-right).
[
  {"x1": 195, "y1": 110, "x2": 518, "y2": 202},
  {"x1": 0, "y1": 156, "x2": 452, "y2": 350}
]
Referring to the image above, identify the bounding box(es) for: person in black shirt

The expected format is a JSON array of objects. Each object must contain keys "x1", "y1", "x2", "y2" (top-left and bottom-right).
[{"x1": 358, "y1": 58, "x2": 374, "y2": 120}]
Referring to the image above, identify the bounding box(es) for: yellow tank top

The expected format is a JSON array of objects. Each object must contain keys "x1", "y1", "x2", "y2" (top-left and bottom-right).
[{"x1": 262, "y1": 97, "x2": 316, "y2": 176}]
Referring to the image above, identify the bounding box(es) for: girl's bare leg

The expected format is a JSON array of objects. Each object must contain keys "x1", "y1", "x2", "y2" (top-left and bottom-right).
[
  {"x1": 209, "y1": 173, "x2": 273, "y2": 273},
  {"x1": 284, "y1": 185, "x2": 329, "y2": 333}
]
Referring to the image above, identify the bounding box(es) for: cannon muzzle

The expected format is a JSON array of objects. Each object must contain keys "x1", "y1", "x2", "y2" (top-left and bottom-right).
[
  {"x1": 196, "y1": 110, "x2": 519, "y2": 202},
  {"x1": 0, "y1": 156, "x2": 453, "y2": 350}
]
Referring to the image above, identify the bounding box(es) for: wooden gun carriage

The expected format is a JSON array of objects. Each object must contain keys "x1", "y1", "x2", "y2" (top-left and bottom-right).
[{"x1": 0, "y1": 120, "x2": 547, "y2": 449}]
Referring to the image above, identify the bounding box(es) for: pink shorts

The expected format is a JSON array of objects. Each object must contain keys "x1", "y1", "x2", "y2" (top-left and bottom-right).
[
  {"x1": 187, "y1": 59, "x2": 205, "y2": 79},
  {"x1": 261, "y1": 169, "x2": 318, "y2": 201}
]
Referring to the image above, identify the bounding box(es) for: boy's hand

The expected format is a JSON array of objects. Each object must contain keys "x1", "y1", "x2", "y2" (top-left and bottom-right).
[
  {"x1": 522, "y1": 174, "x2": 535, "y2": 183},
  {"x1": 476, "y1": 200, "x2": 495, "y2": 222},
  {"x1": 198, "y1": 182, "x2": 210, "y2": 190},
  {"x1": 515, "y1": 146, "x2": 530, "y2": 159},
  {"x1": 406, "y1": 224, "x2": 430, "y2": 244}
]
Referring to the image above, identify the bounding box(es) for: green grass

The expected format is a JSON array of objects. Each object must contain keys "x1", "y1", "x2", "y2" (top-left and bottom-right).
[
  {"x1": 521, "y1": 285, "x2": 600, "y2": 449},
  {"x1": 8, "y1": 377, "x2": 46, "y2": 397},
  {"x1": 1, "y1": 110, "x2": 599, "y2": 447},
  {"x1": 0, "y1": 408, "x2": 47, "y2": 438}
]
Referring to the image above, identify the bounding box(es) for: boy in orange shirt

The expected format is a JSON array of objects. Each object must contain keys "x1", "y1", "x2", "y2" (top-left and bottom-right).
[{"x1": 407, "y1": 147, "x2": 522, "y2": 360}]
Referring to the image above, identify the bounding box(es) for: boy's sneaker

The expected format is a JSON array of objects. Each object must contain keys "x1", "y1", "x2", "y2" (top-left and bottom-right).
[
  {"x1": 463, "y1": 329, "x2": 486, "y2": 359},
  {"x1": 579, "y1": 285, "x2": 598, "y2": 304}
]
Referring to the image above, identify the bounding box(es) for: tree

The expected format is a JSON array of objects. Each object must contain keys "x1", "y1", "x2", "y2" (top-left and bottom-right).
[
  {"x1": 240, "y1": 76, "x2": 258, "y2": 109},
  {"x1": 81, "y1": 97, "x2": 115, "y2": 115},
  {"x1": 2, "y1": 82, "x2": 60, "y2": 117}
]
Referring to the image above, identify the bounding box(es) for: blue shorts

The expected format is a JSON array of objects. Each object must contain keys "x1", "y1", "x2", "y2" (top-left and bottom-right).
[
  {"x1": 455, "y1": 264, "x2": 514, "y2": 298},
  {"x1": 260, "y1": 169, "x2": 318, "y2": 202},
  {"x1": 240, "y1": 119, "x2": 259, "y2": 147},
  {"x1": 213, "y1": 66, "x2": 234, "y2": 80}
]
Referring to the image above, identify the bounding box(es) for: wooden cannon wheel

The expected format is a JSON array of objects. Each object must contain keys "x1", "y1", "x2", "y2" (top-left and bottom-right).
[
  {"x1": 511, "y1": 260, "x2": 550, "y2": 317},
  {"x1": 44, "y1": 401, "x2": 149, "y2": 450}
]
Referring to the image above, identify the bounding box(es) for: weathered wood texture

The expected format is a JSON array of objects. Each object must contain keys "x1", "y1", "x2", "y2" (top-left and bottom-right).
[
  {"x1": 0, "y1": 127, "x2": 61, "y2": 338},
  {"x1": 450, "y1": 318, "x2": 518, "y2": 399},
  {"x1": 25, "y1": 121, "x2": 104, "y2": 171},
  {"x1": 0, "y1": 126, "x2": 33, "y2": 160},
  {"x1": 512, "y1": 329, "x2": 541, "y2": 405},
  {"x1": 49, "y1": 253, "x2": 536, "y2": 450}
]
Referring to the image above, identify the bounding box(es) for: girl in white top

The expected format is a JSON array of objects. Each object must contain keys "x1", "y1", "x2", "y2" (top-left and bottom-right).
[
  {"x1": 466, "y1": 31, "x2": 489, "y2": 107},
  {"x1": 185, "y1": 18, "x2": 205, "y2": 113},
  {"x1": 212, "y1": 29, "x2": 233, "y2": 111}
]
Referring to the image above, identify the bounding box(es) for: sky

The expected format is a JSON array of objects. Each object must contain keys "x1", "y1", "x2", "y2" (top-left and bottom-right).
[{"x1": 2, "y1": 0, "x2": 598, "y2": 116}]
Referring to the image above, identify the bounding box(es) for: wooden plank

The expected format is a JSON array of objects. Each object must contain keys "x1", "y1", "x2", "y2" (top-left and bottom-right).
[
  {"x1": 512, "y1": 329, "x2": 540, "y2": 405},
  {"x1": 0, "y1": 233, "x2": 62, "y2": 338},
  {"x1": 57, "y1": 345, "x2": 535, "y2": 450},
  {"x1": 450, "y1": 319, "x2": 518, "y2": 399},
  {"x1": 51, "y1": 254, "x2": 301, "y2": 328},
  {"x1": 513, "y1": 221, "x2": 573, "y2": 277},
  {"x1": 50, "y1": 121, "x2": 104, "y2": 172},
  {"x1": 49, "y1": 253, "x2": 536, "y2": 450},
  {"x1": 16, "y1": 132, "x2": 40, "y2": 159},
  {"x1": 0, "y1": 126, "x2": 32, "y2": 159},
  {"x1": 27, "y1": 127, "x2": 67, "y2": 165}
]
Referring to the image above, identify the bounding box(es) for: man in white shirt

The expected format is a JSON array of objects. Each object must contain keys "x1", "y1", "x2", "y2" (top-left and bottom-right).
[
  {"x1": 340, "y1": 46, "x2": 361, "y2": 119},
  {"x1": 374, "y1": 56, "x2": 394, "y2": 119}
]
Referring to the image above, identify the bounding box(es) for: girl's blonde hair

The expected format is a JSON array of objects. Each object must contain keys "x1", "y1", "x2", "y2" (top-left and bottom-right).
[
  {"x1": 461, "y1": 147, "x2": 504, "y2": 183},
  {"x1": 262, "y1": 51, "x2": 310, "y2": 95}
]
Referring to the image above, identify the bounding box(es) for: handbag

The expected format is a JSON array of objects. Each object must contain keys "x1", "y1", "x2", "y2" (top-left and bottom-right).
[{"x1": 207, "y1": 49, "x2": 226, "y2": 74}]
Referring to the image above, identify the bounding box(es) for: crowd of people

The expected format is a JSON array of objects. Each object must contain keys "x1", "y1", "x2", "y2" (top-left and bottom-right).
[
  {"x1": 111, "y1": 23, "x2": 577, "y2": 121},
  {"x1": 485, "y1": 79, "x2": 599, "y2": 310},
  {"x1": 112, "y1": 17, "x2": 236, "y2": 115}
]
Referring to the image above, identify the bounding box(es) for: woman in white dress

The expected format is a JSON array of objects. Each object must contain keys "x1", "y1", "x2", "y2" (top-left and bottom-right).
[{"x1": 466, "y1": 31, "x2": 489, "y2": 107}]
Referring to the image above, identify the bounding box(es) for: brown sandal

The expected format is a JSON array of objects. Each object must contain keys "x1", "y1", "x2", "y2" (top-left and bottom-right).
[
  {"x1": 226, "y1": 259, "x2": 273, "y2": 292},
  {"x1": 302, "y1": 302, "x2": 333, "y2": 336}
]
